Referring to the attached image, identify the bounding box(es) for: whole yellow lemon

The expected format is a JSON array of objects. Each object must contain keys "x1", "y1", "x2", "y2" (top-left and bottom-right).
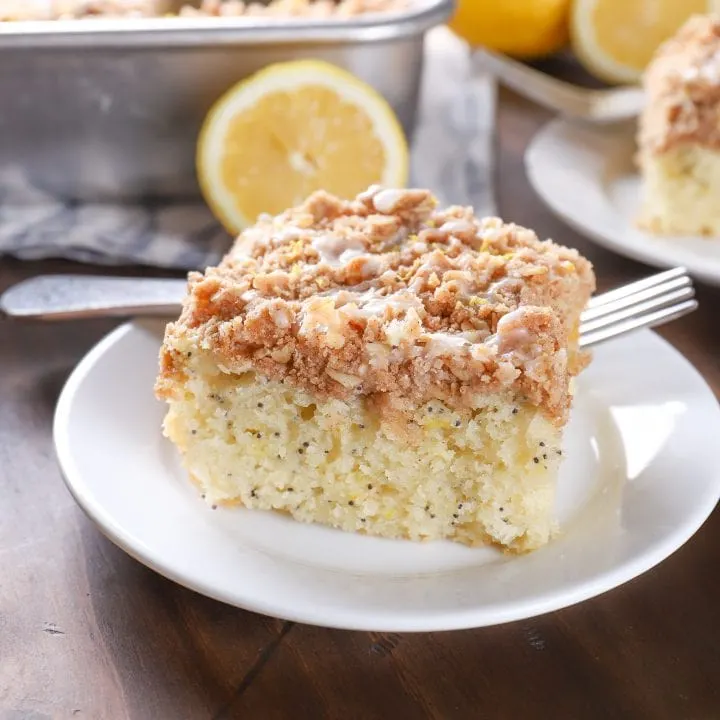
[{"x1": 448, "y1": 0, "x2": 571, "y2": 58}]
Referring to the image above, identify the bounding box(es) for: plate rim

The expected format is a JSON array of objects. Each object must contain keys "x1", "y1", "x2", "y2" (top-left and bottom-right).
[
  {"x1": 525, "y1": 118, "x2": 720, "y2": 288},
  {"x1": 53, "y1": 319, "x2": 720, "y2": 632}
]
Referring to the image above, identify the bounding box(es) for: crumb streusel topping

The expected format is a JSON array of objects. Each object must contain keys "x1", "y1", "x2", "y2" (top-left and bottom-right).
[
  {"x1": 0, "y1": 0, "x2": 167, "y2": 19},
  {"x1": 179, "y1": 0, "x2": 407, "y2": 19},
  {"x1": 0, "y1": 0, "x2": 406, "y2": 20},
  {"x1": 157, "y1": 188, "x2": 595, "y2": 424},
  {"x1": 639, "y1": 14, "x2": 720, "y2": 156}
]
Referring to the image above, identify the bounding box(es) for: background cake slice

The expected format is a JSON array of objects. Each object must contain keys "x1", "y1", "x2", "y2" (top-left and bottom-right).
[
  {"x1": 156, "y1": 187, "x2": 595, "y2": 553},
  {"x1": 638, "y1": 14, "x2": 720, "y2": 236}
]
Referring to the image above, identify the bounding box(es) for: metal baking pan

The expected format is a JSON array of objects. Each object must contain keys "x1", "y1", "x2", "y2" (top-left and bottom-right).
[{"x1": 0, "y1": 0, "x2": 453, "y2": 203}]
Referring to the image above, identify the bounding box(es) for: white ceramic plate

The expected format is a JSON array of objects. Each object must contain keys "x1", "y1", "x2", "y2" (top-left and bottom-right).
[
  {"x1": 525, "y1": 119, "x2": 720, "y2": 287},
  {"x1": 54, "y1": 319, "x2": 720, "y2": 632}
]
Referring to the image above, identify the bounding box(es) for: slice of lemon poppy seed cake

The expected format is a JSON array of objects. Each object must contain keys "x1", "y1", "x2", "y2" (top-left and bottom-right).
[
  {"x1": 638, "y1": 15, "x2": 720, "y2": 236},
  {"x1": 155, "y1": 186, "x2": 595, "y2": 552}
]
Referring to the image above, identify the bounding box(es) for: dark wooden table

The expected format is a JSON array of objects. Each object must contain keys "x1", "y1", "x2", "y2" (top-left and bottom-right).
[{"x1": 2, "y1": 90, "x2": 719, "y2": 720}]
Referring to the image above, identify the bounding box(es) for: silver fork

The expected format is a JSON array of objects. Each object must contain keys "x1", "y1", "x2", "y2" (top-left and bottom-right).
[
  {"x1": 472, "y1": 48, "x2": 645, "y2": 123},
  {"x1": 579, "y1": 267, "x2": 696, "y2": 347},
  {"x1": 0, "y1": 267, "x2": 697, "y2": 348}
]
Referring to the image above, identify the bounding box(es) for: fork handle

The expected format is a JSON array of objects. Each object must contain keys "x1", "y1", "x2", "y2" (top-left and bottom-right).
[
  {"x1": 0, "y1": 274, "x2": 187, "y2": 320},
  {"x1": 472, "y1": 48, "x2": 590, "y2": 117}
]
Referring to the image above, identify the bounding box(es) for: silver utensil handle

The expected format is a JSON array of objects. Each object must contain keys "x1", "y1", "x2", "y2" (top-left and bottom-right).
[
  {"x1": 472, "y1": 47, "x2": 645, "y2": 123},
  {"x1": 0, "y1": 274, "x2": 187, "y2": 320}
]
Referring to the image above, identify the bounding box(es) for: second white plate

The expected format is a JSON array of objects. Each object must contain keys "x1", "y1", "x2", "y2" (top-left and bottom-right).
[
  {"x1": 526, "y1": 119, "x2": 720, "y2": 287},
  {"x1": 53, "y1": 320, "x2": 720, "y2": 632}
]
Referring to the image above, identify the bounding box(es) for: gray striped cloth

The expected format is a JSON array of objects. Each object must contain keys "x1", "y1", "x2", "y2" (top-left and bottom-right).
[{"x1": 0, "y1": 28, "x2": 496, "y2": 271}]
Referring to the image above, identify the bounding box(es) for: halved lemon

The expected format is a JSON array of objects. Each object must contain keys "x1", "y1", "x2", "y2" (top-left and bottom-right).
[
  {"x1": 196, "y1": 60, "x2": 409, "y2": 234},
  {"x1": 571, "y1": 0, "x2": 714, "y2": 84}
]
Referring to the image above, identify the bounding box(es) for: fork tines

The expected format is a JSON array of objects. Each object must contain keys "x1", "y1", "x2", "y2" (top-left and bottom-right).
[{"x1": 579, "y1": 267, "x2": 698, "y2": 349}]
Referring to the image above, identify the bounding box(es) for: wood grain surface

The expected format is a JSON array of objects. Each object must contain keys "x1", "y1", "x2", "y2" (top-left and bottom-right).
[{"x1": 1, "y1": 89, "x2": 719, "y2": 720}]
